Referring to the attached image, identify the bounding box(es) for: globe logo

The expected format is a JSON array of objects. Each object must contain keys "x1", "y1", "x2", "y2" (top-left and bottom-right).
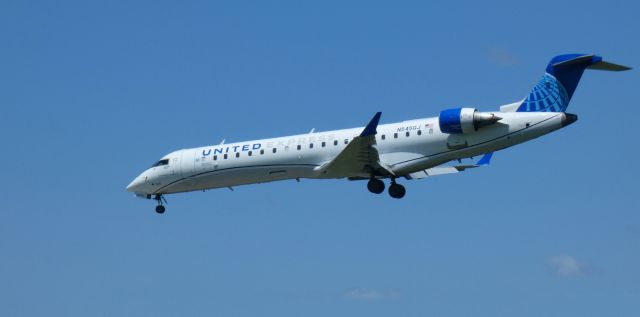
[{"x1": 519, "y1": 73, "x2": 569, "y2": 112}]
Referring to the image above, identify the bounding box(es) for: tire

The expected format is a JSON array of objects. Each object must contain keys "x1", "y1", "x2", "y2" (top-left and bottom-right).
[
  {"x1": 388, "y1": 183, "x2": 406, "y2": 199},
  {"x1": 367, "y1": 178, "x2": 385, "y2": 194},
  {"x1": 155, "y1": 205, "x2": 166, "y2": 214}
]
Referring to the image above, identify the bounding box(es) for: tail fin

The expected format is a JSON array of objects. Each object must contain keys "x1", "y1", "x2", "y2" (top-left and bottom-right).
[{"x1": 516, "y1": 54, "x2": 630, "y2": 112}]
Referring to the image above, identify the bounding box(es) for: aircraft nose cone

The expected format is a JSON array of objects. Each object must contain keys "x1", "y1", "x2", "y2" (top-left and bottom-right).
[
  {"x1": 126, "y1": 175, "x2": 147, "y2": 193},
  {"x1": 126, "y1": 178, "x2": 140, "y2": 192}
]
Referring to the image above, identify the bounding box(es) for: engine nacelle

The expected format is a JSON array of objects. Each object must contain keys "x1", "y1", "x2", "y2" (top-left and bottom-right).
[{"x1": 439, "y1": 108, "x2": 502, "y2": 134}]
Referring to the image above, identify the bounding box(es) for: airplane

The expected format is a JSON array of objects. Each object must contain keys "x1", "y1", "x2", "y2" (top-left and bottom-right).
[{"x1": 127, "y1": 54, "x2": 630, "y2": 214}]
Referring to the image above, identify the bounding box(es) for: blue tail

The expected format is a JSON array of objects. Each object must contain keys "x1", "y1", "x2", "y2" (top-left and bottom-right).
[{"x1": 517, "y1": 54, "x2": 630, "y2": 112}]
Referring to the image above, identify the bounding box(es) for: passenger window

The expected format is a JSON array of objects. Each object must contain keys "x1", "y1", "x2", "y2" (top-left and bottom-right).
[
  {"x1": 417, "y1": 130, "x2": 422, "y2": 136},
  {"x1": 381, "y1": 134, "x2": 386, "y2": 140},
  {"x1": 248, "y1": 151, "x2": 252, "y2": 156},
  {"x1": 334, "y1": 140, "x2": 338, "y2": 146},
  {"x1": 272, "y1": 148, "x2": 277, "y2": 153},
  {"x1": 213, "y1": 155, "x2": 217, "y2": 161},
  {"x1": 406, "y1": 131, "x2": 410, "y2": 137},
  {"x1": 394, "y1": 133, "x2": 398, "y2": 138},
  {"x1": 344, "y1": 139, "x2": 348, "y2": 144},
  {"x1": 321, "y1": 141, "x2": 326, "y2": 147},
  {"x1": 297, "y1": 145, "x2": 301, "y2": 150},
  {"x1": 260, "y1": 149, "x2": 264, "y2": 155},
  {"x1": 235, "y1": 152, "x2": 240, "y2": 158},
  {"x1": 224, "y1": 154, "x2": 228, "y2": 159},
  {"x1": 309, "y1": 143, "x2": 314, "y2": 149}
]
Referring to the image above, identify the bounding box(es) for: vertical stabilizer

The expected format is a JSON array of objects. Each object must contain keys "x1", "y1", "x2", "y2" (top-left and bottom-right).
[{"x1": 516, "y1": 54, "x2": 630, "y2": 112}]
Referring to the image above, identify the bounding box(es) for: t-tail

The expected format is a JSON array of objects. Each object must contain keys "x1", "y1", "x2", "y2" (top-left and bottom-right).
[{"x1": 516, "y1": 54, "x2": 631, "y2": 112}]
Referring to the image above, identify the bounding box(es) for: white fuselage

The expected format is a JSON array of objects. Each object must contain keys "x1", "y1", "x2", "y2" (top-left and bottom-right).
[{"x1": 126, "y1": 111, "x2": 569, "y2": 196}]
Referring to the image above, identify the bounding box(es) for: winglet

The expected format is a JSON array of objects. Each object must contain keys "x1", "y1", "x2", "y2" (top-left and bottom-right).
[
  {"x1": 360, "y1": 112, "x2": 382, "y2": 137},
  {"x1": 476, "y1": 152, "x2": 493, "y2": 166}
]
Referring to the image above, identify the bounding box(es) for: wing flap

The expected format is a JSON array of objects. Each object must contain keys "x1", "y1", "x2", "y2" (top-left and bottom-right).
[{"x1": 405, "y1": 152, "x2": 493, "y2": 180}]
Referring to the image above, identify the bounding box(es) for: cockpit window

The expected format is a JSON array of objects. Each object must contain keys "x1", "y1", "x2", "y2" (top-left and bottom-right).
[{"x1": 152, "y1": 159, "x2": 169, "y2": 167}]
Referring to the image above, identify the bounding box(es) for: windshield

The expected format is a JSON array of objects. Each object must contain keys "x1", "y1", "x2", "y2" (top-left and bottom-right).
[{"x1": 151, "y1": 159, "x2": 169, "y2": 167}]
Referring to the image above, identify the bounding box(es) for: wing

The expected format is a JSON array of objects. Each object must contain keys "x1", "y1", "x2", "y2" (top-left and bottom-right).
[
  {"x1": 315, "y1": 112, "x2": 394, "y2": 178},
  {"x1": 405, "y1": 152, "x2": 494, "y2": 180}
]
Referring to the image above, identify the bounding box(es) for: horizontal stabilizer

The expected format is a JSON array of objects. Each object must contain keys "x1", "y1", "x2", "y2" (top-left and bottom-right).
[
  {"x1": 587, "y1": 61, "x2": 632, "y2": 71},
  {"x1": 551, "y1": 54, "x2": 596, "y2": 68}
]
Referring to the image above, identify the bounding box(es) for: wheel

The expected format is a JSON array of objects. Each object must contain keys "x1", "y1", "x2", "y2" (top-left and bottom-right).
[
  {"x1": 155, "y1": 205, "x2": 166, "y2": 214},
  {"x1": 367, "y1": 178, "x2": 385, "y2": 194},
  {"x1": 388, "y1": 183, "x2": 406, "y2": 199}
]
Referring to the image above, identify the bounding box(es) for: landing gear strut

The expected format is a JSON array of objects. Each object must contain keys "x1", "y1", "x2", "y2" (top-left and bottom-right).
[
  {"x1": 367, "y1": 178, "x2": 385, "y2": 194},
  {"x1": 154, "y1": 194, "x2": 166, "y2": 214},
  {"x1": 388, "y1": 179, "x2": 406, "y2": 199}
]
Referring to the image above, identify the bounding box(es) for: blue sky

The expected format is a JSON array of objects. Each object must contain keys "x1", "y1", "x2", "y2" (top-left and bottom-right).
[{"x1": 1, "y1": 0, "x2": 638, "y2": 316}]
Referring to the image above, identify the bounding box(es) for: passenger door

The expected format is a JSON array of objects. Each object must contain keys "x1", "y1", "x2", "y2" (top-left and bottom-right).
[
  {"x1": 195, "y1": 151, "x2": 217, "y2": 175},
  {"x1": 181, "y1": 150, "x2": 195, "y2": 176}
]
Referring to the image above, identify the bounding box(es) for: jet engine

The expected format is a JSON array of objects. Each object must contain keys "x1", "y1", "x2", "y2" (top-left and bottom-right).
[{"x1": 439, "y1": 108, "x2": 502, "y2": 134}]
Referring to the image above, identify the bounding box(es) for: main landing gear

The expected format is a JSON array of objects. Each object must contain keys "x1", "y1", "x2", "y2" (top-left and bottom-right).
[
  {"x1": 367, "y1": 178, "x2": 406, "y2": 199},
  {"x1": 367, "y1": 178, "x2": 385, "y2": 194},
  {"x1": 388, "y1": 180, "x2": 406, "y2": 199},
  {"x1": 154, "y1": 194, "x2": 166, "y2": 214}
]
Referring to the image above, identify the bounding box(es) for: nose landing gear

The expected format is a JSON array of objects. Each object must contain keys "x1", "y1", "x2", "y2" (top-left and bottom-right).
[{"x1": 154, "y1": 194, "x2": 167, "y2": 214}]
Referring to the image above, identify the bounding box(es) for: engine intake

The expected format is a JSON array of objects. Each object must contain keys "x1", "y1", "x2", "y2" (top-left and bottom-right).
[{"x1": 439, "y1": 108, "x2": 502, "y2": 134}]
